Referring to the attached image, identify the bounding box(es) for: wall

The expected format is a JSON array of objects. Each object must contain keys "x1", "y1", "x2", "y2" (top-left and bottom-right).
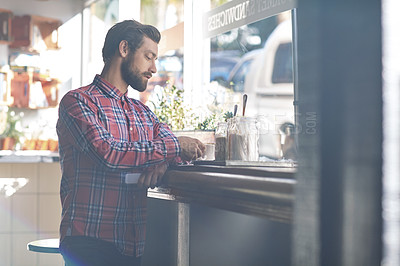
[{"x1": 0, "y1": 162, "x2": 63, "y2": 266}]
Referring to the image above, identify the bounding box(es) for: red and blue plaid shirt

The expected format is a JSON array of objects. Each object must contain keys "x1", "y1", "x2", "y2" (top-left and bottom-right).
[{"x1": 57, "y1": 75, "x2": 181, "y2": 257}]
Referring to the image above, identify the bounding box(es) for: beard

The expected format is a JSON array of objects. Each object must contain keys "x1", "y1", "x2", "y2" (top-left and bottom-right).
[{"x1": 121, "y1": 56, "x2": 149, "y2": 92}]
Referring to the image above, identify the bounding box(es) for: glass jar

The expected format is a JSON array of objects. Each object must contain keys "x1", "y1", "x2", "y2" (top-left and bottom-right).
[
  {"x1": 227, "y1": 117, "x2": 259, "y2": 161},
  {"x1": 214, "y1": 122, "x2": 228, "y2": 161}
]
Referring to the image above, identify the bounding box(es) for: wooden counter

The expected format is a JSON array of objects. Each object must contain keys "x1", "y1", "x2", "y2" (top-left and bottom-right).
[{"x1": 149, "y1": 164, "x2": 296, "y2": 223}]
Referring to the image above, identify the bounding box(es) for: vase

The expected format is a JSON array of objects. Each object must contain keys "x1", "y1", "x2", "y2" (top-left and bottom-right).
[{"x1": 2, "y1": 137, "x2": 16, "y2": 150}]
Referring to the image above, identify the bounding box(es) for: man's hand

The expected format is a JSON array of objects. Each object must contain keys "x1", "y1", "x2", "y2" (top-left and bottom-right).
[
  {"x1": 137, "y1": 162, "x2": 168, "y2": 189},
  {"x1": 177, "y1": 136, "x2": 206, "y2": 162}
]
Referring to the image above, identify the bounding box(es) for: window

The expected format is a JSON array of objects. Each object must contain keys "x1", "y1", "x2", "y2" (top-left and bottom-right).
[
  {"x1": 272, "y1": 42, "x2": 293, "y2": 84},
  {"x1": 229, "y1": 54, "x2": 257, "y2": 92}
]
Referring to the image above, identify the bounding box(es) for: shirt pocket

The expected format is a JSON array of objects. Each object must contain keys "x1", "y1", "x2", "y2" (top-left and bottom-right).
[{"x1": 98, "y1": 109, "x2": 129, "y2": 141}]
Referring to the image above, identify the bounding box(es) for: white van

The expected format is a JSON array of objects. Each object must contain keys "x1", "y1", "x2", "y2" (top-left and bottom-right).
[
  {"x1": 244, "y1": 20, "x2": 293, "y2": 116},
  {"x1": 245, "y1": 19, "x2": 294, "y2": 159},
  {"x1": 224, "y1": 20, "x2": 295, "y2": 159}
]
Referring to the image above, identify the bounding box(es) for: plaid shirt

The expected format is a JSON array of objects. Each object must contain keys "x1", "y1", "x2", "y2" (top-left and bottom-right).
[{"x1": 57, "y1": 75, "x2": 181, "y2": 257}]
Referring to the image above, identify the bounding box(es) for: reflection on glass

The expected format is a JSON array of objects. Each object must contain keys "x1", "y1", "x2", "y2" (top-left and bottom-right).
[
  {"x1": 141, "y1": 54, "x2": 183, "y2": 104},
  {"x1": 210, "y1": 0, "x2": 230, "y2": 10},
  {"x1": 272, "y1": 42, "x2": 293, "y2": 84},
  {"x1": 141, "y1": 0, "x2": 184, "y2": 31},
  {"x1": 82, "y1": 0, "x2": 120, "y2": 85},
  {"x1": 226, "y1": 51, "x2": 258, "y2": 93},
  {"x1": 208, "y1": 11, "x2": 296, "y2": 160},
  {"x1": 140, "y1": 0, "x2": 184, "y2": 105}
]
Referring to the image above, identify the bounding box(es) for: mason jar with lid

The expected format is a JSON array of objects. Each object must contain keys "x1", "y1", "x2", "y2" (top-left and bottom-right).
[
  {"x1": 227, "y1": 117, "x2": 259, "y2": 161},
  {"x1": 214, "y1": 121, "x2": 228, "y2": 161}
]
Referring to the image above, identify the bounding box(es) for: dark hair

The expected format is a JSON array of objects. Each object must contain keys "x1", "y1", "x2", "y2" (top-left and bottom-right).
[{"x1": 102, "y1": 19, "x2": 161, "y2": 63}]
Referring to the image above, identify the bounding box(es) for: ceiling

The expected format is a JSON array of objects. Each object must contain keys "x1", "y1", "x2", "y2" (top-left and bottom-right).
[{"x1": 1, "y1": 0, "x2": 86, "y2": 22}]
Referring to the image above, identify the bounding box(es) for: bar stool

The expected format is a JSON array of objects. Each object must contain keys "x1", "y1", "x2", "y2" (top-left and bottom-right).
[
  {"x1": 27, "y1": 238, "x2": 65, "y2": 265},
  {"x1": 27, "y1": 238, "x2": 60, "y2": 254}
]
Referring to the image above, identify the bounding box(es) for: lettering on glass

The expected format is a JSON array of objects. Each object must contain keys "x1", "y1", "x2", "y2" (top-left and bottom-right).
[{"x1": 203, "y1": 0, "x2": 297, "y2": 38}]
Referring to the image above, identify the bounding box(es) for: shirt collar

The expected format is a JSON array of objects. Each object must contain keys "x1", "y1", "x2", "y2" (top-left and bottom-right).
[{"x1": 93, "y1": 74, "x2": 127, "y2": 100}]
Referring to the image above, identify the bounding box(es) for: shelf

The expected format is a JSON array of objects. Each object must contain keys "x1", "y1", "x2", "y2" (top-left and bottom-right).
[
  {"x1": 0, "y1": 41, "x2": 11, "y2": 45},
  {"x1": 0, "y1": 9, "x2": 12, "y2": 43},
  {"x1": 3, "y1": 69, "x2": 60, "y2": 109},
  {"x1": 10, "y1": 15, "x2": 61, "y2": 51}
]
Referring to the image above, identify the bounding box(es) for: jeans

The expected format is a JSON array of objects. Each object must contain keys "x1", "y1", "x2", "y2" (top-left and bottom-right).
[{"x1": 59, "y1": 236, "x2": 142, "y2": 266}]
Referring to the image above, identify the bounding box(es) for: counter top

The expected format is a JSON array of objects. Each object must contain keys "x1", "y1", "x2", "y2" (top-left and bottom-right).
[
  {"x1": 0, "y1": 150, "x2": 59, "y2": 163},
  {"x1": 149, "y1": 164, "x2": 296, "y2": 223}
]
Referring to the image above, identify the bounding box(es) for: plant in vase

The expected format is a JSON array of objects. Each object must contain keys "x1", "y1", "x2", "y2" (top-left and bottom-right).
[
  {"x1": 149, "y1": 83, "x2": 242, "y2": 153},
  {"x1": 149, "y1": 83, "x2": 196, "y2": 130},
  {"x1": 149, "y1": 83, "x2": 221, "y2": 146},
  {"x1": 196, "y1": 113, "x2": 217, "y2": 131},
  {"x1": 223, "y1": 111, "x2": 234, "y2": 122},
  {"x1": 149, "y1": 82, "x2": 235, "y2": 131}
]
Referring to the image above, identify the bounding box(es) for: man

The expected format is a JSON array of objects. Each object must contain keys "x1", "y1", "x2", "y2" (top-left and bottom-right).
[{"x1": 56, "y1": 19, "x2": 205, "y2": 266}]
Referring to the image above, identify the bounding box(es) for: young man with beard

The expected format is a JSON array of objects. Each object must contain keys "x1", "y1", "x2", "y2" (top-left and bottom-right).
[{"x1": 56, "y1": 19, "x2": 205, "y2": 266}]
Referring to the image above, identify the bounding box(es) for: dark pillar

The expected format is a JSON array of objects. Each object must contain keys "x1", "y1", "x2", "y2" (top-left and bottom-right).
[{"x1": 292, "y1": 0, "x2": 383, "y2": 265}]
